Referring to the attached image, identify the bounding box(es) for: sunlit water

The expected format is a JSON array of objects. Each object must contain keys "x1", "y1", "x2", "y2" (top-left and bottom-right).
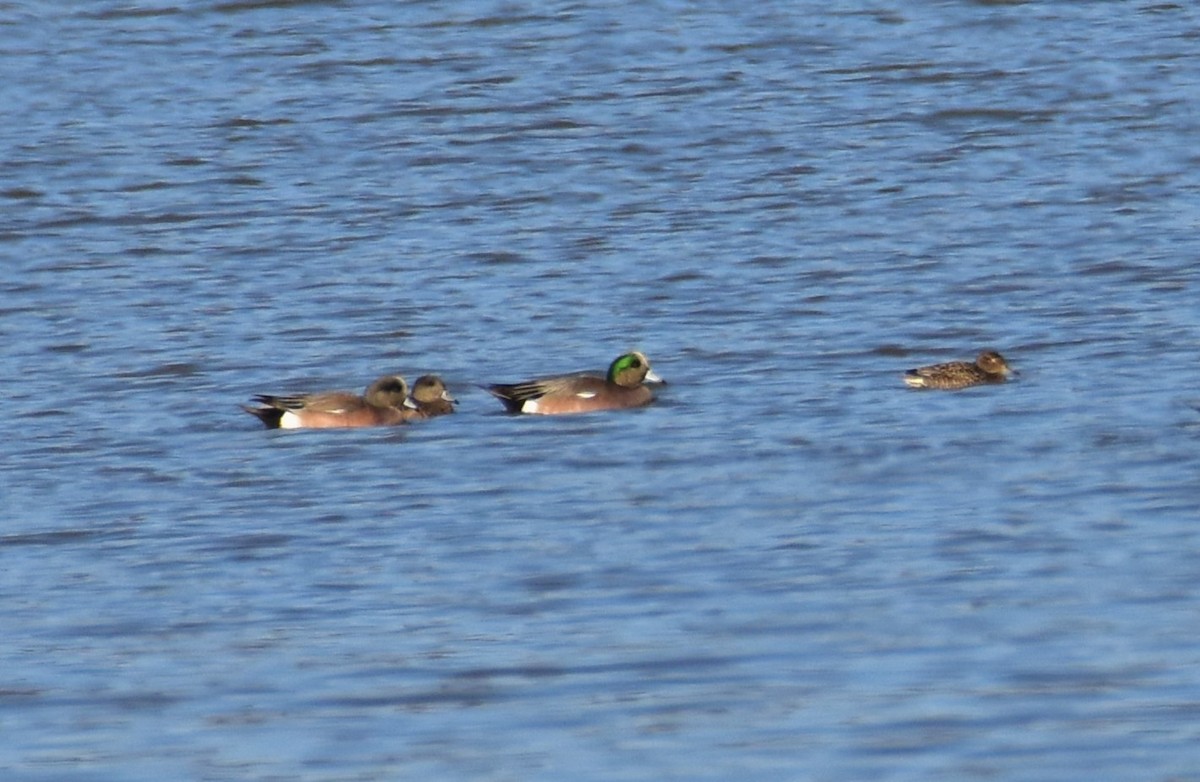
[{"x1": 3, "y1": 1, "x2": 1200, "y2": 780}]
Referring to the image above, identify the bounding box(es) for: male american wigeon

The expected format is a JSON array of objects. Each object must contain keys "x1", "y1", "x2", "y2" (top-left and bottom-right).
[
  {"x1": 243, "y1": 375, "x2": 412, "y2": 429},
  {"x1": 903, "y1": 350, "x2": 1016, "y2": 390},
  {"x1": 405, "y1": 375, "x2": 456, "y2": 419},
  {"x1": 485, "y1": 351, "x2": 664, "y2": 415}
]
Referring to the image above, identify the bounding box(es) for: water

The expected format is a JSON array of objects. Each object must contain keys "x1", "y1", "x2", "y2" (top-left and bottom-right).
[{"x1": 3, "y1": 1, "x2": 1200, "y2": 779}]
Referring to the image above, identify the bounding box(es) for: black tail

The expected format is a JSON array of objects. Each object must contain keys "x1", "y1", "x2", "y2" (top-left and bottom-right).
[
  {"x1": 242, "y1": 404, "x2": 284, "y2": 429},
  {"x1": 482, "y1": 384, "x2": 529, "y2": 414}
]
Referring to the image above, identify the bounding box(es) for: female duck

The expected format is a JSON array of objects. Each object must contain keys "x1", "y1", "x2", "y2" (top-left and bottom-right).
[
  {"x1": 405, "y1": 375, "x2": 457, "y2": 419},
  {"x1": 903, "y1": 350, "x2": 1015, "y2": 390},
  {"x1": 243, "y1": 375, "x2": 411, "y2": 429}
]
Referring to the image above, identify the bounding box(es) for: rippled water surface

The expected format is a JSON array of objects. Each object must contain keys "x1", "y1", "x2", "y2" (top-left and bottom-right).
[{"x1": 3, "y1": 1, "x2": 1200, "y2": 779}]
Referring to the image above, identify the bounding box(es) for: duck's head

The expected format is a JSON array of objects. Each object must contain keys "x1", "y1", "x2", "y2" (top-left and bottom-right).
[{"x1": 608, "y1": 351, "x2": 664, "y2": 387}]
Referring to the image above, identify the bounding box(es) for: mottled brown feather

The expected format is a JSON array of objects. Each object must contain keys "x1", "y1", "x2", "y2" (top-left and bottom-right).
[{"x1": 904, "y1": 350, "x2": 1014, "y2": 390}]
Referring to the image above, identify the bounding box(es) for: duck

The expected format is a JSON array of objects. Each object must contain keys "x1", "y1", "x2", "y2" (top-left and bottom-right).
[
  {"x1": 243, "y1": 375, "x2": 411, "y2": 429},
  {"x1": 485, "y1": 351, "x2": 664, "y2": 415},
  {"x1": 903, "y1": 350, "x2": 1016, "y2": 390},
  {"x1": 405, "y1": 374, "x2": 456, "y2": 419}
]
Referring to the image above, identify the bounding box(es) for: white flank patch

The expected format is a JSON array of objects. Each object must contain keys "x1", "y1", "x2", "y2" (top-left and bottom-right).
[
  {"x1": 279, "y1": 411, "x2": 304, "y2": 429},
  {"x1": 575, "y1": 391, "x2": 597, "y2": 399},
  {"x1": 521, "y1": 399, "x2": 541, "y2": 414},
  {"x1": 903, "y1": 375, "x2": 926, "y2": 388}
]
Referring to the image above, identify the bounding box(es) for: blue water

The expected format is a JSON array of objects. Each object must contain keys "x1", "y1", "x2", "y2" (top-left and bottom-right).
[{"x1": 3, "y1": 1, "x2": 1200, "y2": 779}]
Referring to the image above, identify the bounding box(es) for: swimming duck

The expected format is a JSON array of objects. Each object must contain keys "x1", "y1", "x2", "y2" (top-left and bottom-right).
[
  {"x1": 486, "y1": 351, "x2": 664, "y2": 415},
  {"x1": 243, "y1": 375, "x2": 411, "y2": 429},
  {"x1": 405, "y1": 374, "x2": 456, "y2": 419},
  {"x1": 903, "y1": 350, "x2": 1015, "y2": 390}
]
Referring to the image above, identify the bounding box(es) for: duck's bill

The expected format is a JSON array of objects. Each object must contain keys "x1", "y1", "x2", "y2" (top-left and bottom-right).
[{"x1": 645, "y1": 369, "x2": 666, "y2": 385}]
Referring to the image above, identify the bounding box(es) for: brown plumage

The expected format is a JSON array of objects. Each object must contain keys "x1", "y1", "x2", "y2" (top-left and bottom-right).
[
  {"x1": 243, "y1": 375, "x2": 411, "y2": 429},
  {"x1": 405, "y1": 375, "x2": 456, "y2": 419},
  {"x1": 904, "y1": 350, "x2": 1015, "y2": 390}
]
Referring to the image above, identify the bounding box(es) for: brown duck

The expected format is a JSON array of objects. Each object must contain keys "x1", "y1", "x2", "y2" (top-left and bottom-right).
[
  {"x1": 904, "y1": 350, "x2": 1016, "y2": 390},
  {"x1": 243, "y1": 375, "x2": 411, "y2": 429}
]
